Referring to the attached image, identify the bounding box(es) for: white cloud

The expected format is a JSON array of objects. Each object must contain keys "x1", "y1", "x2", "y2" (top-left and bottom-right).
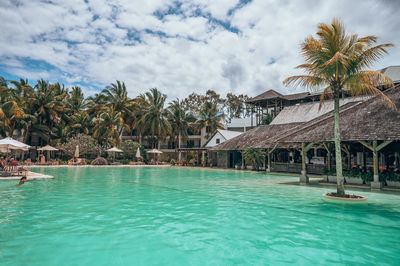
[{"x1": 0, "y1": 0, "x2": 399, "y2": 101}]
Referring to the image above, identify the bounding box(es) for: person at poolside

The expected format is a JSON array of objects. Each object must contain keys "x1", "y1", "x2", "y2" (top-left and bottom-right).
[
  {"x1": 0, "y1": 157, "x2": 5, "y2": 169},
  {"x1": 18, "y1": 175, "x2": 35, "y2": 185},
  {"x1": 10, "y1": 158, "x2": 18, "y2": 166}
]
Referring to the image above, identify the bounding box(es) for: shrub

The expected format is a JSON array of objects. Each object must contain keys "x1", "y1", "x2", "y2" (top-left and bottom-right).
[
  {"x1": 91, "y1": 157, "x2": 108, "y2": 165},
  {"x1": 58, "y1": 134, "x2": 102, "y2": 158},
  {"x1": 119, "y1": 140, "x2": 147, "y2": 161},
  {"x1": 243, "y1": 148, "x2": 265, "y2": 170},
  {"x1": 170, "y1": 159, "x2": 176, "y2": 165},
  {"x1": 361, "y1": 170, "x2": 373, "y2": 182},
  {"x1": 189, "y1": 158, "x2": 196, "y2": 166}
]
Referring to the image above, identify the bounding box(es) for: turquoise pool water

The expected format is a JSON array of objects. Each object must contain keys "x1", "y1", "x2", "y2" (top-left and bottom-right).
[{"x1": 1, "y1": 167, "x2": 400, "y2": 265}]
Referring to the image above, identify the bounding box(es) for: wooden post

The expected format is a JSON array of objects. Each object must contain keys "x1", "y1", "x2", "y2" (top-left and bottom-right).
[
  {"x1": 372, "y1": 140, "x2": 379, "y2": 185},
  {"x1": 300, "y1": 142, "x2": 314, "y2": 183},
  {"x1": 359, "y1": 140, "x2": 392, "y2": 189},
  {"x1": 241, "y1": 151, "x2": 245, "y2": 169},
  {"x1": 266, "y1": 145, "x2": 277, "y2": 173}
]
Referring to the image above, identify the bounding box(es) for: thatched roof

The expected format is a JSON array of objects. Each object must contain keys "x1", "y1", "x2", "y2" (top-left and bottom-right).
[
  {"x1": 213, "y1": 86, "x2": 400, "y2": 151},
  {"x1": 246, "y1": 89, "x2": 315, "y2": 104},
  {"x1": 277, "y1": 86, "x2": 400, "y2": 143},
  {"x1": 271, "y1": 97, "x2": 363, "y2": 125},
  {"x1": 211, "y1": 123, "x2": 302, "y2": 151}
]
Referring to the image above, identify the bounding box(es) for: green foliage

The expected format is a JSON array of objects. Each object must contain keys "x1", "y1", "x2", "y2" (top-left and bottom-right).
[
  {"x1": 170, "y1": 159, "x2": 176, "y2": 165},
  {"x1": 119, "y1": 140, "x2": 143, "y2": 159},
  {"x1": 361, "y1": 170, "x2": 374, "y2": 182},
  {"x1": 243, "y1": 148, "x2": 265, "y2": 170},
  {"x1": 261, "y1": 113, "x2": 275, "y2": 125},
  {"x1": 381, "y1": 171, "x2": 400, "y2": 182},
  {"x1": 58, "y1": 134, "x2": 102, "y2": 157}
]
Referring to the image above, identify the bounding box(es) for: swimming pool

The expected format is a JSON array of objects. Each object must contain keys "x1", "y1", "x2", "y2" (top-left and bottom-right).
[{"x1": 1, "y1": 167, "x2": 400, "y2": 265}]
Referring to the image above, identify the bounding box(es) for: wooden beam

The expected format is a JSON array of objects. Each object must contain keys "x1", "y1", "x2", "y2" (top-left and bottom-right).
[
  {"x1": 377, "y1": 140, "x2": 393, "y2": 152},
  {"x1": 359, "y1": 140, "x2": 373, "y2": 151},
  {"x1": 304, "y1": 142, "x2": 314, "y2": 153}
]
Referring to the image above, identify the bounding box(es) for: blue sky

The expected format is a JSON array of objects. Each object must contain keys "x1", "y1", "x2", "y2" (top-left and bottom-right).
[{"x1": 0, "y1": 0, "x2": 399, "y2": 99}]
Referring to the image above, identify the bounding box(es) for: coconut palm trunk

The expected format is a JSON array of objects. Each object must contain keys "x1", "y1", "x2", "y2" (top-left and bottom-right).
[
  {"x1": 333, "y1": 91, "x2": 344, "y2": 196},
  {"x1": 178, "y1": 132, "x2": 182, "y2": 161}
]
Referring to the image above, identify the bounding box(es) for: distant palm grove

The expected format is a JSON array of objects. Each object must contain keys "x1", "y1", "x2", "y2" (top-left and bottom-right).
[{"x1": 0, "y1": 77, "x2": 250, "y2": 150}]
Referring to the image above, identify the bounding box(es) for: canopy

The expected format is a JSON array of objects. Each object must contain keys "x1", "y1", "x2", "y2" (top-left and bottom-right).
[
  {"x1": 0, "y1": 137, "x2": 30, "y2": 152},
  {"x1": 106, "y1": 147, "x2": 123, "y2": 153},
  {"x1": 147, "y1": 149, "x2": 163, "y2": 154},
  {"x1": 38, "y1": 145, "x2": 59, "y2": 151},
  {"x1": 136, "y1": 147, "x2": 141, "y2": 158}
]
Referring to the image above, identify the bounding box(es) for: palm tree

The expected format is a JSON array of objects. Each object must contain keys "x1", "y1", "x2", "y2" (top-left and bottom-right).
[
  {"x1": 197, "y1": 101, "x2": 224, "y2": 139},
  {"x1": 67, "y1": 86, "x2": 87, "y2": 113},
  {"x1": 139, "y1": 88, "x2": 171, "y2": 148},
  {"x1": 92, "y1": 106, "x2": 126, "y2": 146},
  {"x1": 283, "y1": 18, "x2": 394, "y2": 197},
  {"x1": 0, "y1": 79, "x2": 27, "y2": 137},
  {"x1": 168, "y1": 98, "x2": 195, "y2": 159},
  {"x1": 24, "y1": 80, "x2": 66, "y2": 145}
]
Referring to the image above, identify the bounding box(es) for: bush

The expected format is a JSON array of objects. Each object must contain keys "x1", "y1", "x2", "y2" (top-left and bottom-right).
[
  {"x1": 170, "y1": 159, "x2": 176, "y2": 165},
  {"x1": 243, "y1": 148, "x2": 265, "y2": 170},
  {"x1": 361, "y1": 170, "x2": 373, "y2": 182},
  {"x1": 382, "y1": 171, "x2": 400, "y2": 182},
  {"x1": 58, "y1": 134, "x2": 102, "y2": 158},
  {"x1": 91, "y1": 157, "x2": 108, "y2": 165},
  {"x1": 189, "y1": 158, "x2": 196, "y2": 166},
  {"x1": 120, "y1": 140, "x2": 146, "y2": 160},
  {"x1": 343, "y1": 168, "x2": 362, "y2": 178}
]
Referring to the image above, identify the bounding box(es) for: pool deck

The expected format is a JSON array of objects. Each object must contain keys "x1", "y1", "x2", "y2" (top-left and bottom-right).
[{"x1": 0, "y1": 171, "x2": 54, "y2": 180}]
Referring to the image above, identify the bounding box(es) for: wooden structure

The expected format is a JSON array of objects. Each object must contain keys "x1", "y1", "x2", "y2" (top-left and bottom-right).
[
  {"x1": 213, "y1": 84, "x2": 400, "y2": 189},
  {"x1": 246, "y1": 89, "x2": 320, "y2": 127}
]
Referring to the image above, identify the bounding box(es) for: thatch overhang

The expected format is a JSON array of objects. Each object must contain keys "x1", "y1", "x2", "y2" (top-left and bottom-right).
[
  {"x1": 276, "y1": 86, "x2": 400, "y2": 144},
  {"x1": 246, "y1": 89, "x2": 320, "y2": 106},
  {"x1": 211, "y1": 123, "x2": 303, "y2": 151}
]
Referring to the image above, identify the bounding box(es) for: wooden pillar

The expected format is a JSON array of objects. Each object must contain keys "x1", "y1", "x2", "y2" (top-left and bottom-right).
[
  {"x1": 300, "y1": 142, "x2": 314, "y2": 183},
  {"x1": 360, "y1": 140, "x2": 392, "y2": 189},
  {"x1": 372, "y1": 140, "x2": 379, "y2": 184},
  {"x1": 241, "y1": 151, "x2": 245, "y2": 169}
]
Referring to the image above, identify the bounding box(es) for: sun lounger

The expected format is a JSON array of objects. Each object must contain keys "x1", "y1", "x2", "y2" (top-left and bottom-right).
[{"x1": 3, "y1": 166, "x2": 28, "y2": 176}]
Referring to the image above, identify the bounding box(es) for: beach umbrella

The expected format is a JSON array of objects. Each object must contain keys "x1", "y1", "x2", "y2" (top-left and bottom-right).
[
  {"x1": 106, "y1": 147, "x2": 123, "y2": 153},
  {"x1": 146, "y1": 148, "x2": 163, "y2": 161},
  {"x1": 74, "y1": 145, "x2": 79, "y2": 158},
  {"x1": 136, "y1": 147, "x2": 141, "y2": 159},
  {"x1": 0, "y1": 137, "x2": 30, "y2": 155},
  {"x1": 146, "y1": 149, "x2": 163, "y2": 154},
  {"x1": 38, "y1": 145, "x2": 59, "y2": 162},
  {"x1": 106, "y1": 147, "x2": 123, "y2": 162}
]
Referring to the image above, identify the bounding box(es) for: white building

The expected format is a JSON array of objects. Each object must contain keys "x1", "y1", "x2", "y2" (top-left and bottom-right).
[{"x1": 204, "y1": 129, "x2": 243, "y2": 148}]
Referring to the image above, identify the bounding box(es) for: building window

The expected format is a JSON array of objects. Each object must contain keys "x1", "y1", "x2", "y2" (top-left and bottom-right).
[{"x1": 216, "y1": 138, "x2": 220, "y2": 144}]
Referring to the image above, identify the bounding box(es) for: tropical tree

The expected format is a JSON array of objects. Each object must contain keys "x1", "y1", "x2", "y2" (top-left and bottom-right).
[
  {"x1": 168, "y1": 98, "x2": 196, "y2": 159},
  {"x1": 92, "y1": 106, "x2": 126, "y2": 146},
  {"x1": 197, "y1": 101, "x2": 224, "y2": 139},
  {"x1": 283, "y1": 18, "x2": 394, "y2": 197},
  {"x1": 139, "y1": 88, "x2": 171, "y2": 148},
  {"x1": 66, "y1": 86, "x2": 87, "y2": 113},
  {"x1": 101, "y1": 80, "x2": 132, "y2": 114},
  {"x1": 0, "y1": 80, "x2": 26, "y2": 137},
  {"x1": 243, "y1": 148, "x2": 265, "y2": 170}
]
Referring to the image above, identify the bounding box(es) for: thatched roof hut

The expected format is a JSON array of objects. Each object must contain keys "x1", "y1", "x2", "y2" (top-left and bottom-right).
[{"x1": 277, "y1": 86, "x2": 400, "y2": 143}]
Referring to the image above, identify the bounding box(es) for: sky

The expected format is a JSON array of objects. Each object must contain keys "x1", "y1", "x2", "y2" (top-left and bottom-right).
[{"x1": 0, "y1": 0, "x2": 399, "y2": 99}]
